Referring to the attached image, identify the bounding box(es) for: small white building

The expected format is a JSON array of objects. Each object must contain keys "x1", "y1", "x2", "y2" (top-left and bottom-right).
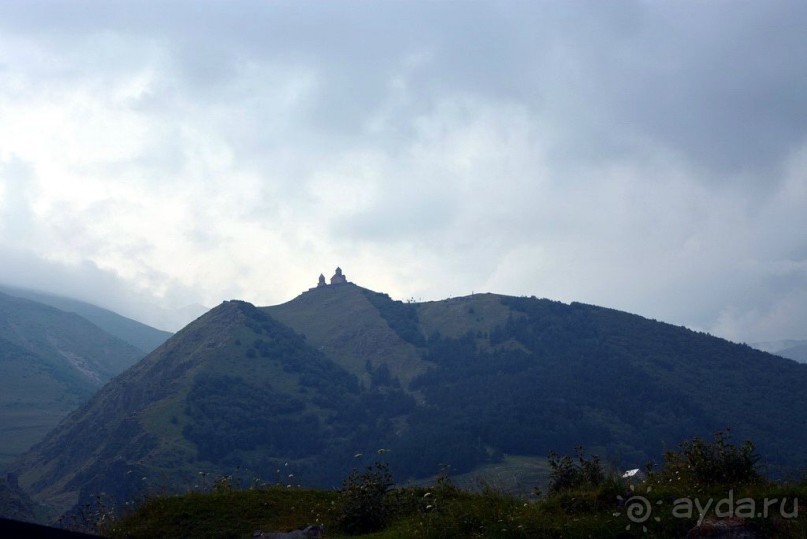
[{"x1": 622, "y1": 468, "x2": 646, "y2": 482}]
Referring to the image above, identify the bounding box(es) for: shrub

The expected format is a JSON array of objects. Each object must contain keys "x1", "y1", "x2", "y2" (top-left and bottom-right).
[
  {"x1": 547, "y1": 446, "x2": 606, "y2": 494},
  {"x1": 655, "y1": 429, "x2": 760, "y2": 488},
  {"x1": 337, "y1": 461, "x2": 393, "y2": 534}
]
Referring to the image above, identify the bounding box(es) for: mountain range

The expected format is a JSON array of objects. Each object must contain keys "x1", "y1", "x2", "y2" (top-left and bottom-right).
[
  {"x1": 0, "y1": 285, "x2": 173, "y2": 355},
  {"x1": 9, "y1": 280, "x2": 807, "y2": 520},
  {"x1": 777, "y1": 342, "x2": 807, "y2": 363},
  {"x1": 0, "y1": 288, "x2": 172, "y2": 472},
  {"x1": 753, "y1": 339, "x2": 807, "y2": 364}
]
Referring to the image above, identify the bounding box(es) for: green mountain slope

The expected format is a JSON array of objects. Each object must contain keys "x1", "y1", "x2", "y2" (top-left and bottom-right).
[
  {"x1": 0, "y1": 338, "x2": 90, "y2": 469},
  {"x1": 12, "y1": 299, "x2": 416, "y2": 517},
  {"x1": 411, "y1": 296, "x2": 807, "y2": 474},
  {"x1": 0, "y1": 293, "x2": 144, "y2": 470},
  {"x1": 265, "y1": 284, "x2": 431, "y2": 388},
  {"x1": 12, "y1": 284, "x2": 807, "y2": 521},
  {"x1": 0, "y1": 285, "x2": 172, "y2": 354}
]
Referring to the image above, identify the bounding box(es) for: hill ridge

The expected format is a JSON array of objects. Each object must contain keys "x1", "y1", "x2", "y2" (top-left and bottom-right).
[
  {"x1": 0, "y1": 284, "x2": 172, "y2": 354},
  {"x1": 8, "y1": 284, "x2": 807, "y2": 522}
]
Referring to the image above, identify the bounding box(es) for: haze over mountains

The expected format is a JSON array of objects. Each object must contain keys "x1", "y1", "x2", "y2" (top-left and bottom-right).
[
  {"x1": 0, "y1": 285, "x2": 173, "y2": 355},
  {"x1": 752, "y1": 339, "x2": 807, "y2": 364},
  {"x1": 8, "y1": 274, "x2": 807, "y2": 522}
]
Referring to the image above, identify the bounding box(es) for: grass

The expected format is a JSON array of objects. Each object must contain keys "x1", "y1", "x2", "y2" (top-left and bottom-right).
[
  {"x1": 0, "y1": 337, "x2": 97, "y2": 470},
  {"x1": 416, "y1": 293, "x2": 516, "y2": 342},
  {"x1": 0, "y1": 408, "x2": 76, "y2": 471},
  {"x1": 105, "y1": 487, "x2": 337, "y2": 538},
  {"x1": 407, "y1": 455, "x2": 552, "y2": 497},
  {"x1": 265, "y1": 284, "x2": 430, "y2": 388},
  {"x1": 102, "y1": 476, "x2": 807, "y2": 538}
]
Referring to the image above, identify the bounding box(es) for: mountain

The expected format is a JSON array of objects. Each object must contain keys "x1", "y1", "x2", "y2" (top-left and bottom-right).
[
  {"x1": 12, "y1": 298, "x2": 395, "y2": 517},
  {"x1": 269, "y1": 286, "x2": 807, "y2": 474},
  {"x1": 0, "y1": 474, "x2": 43, "y2": 524},
  {"x1": 11, "y1": 282, "x2": 807, "y2": 519},
  {"x1": 777, "y1": 341, "x2": 807, "y2": 363},
  {"x1": 0, "y1": 285, "x2": 172, "y2": 354},
  {"x1": 753, "y1": 339, "x2": 807, "y2": 364},
  {"x1": 265, "y1": 282, "x2": 433, "y2": 387},
  {"x1": 0, "y1": 293, "x2": 145, "y2": 470},
  {"x1": 0, "y1": 472, "x2": 54, "y2": 525}
]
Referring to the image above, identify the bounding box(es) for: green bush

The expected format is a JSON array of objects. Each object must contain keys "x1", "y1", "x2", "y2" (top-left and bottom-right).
[
  {"x1": 655, "y1": 429, "x2": 760, "y2": 488},
  {"x1": 546, "y1": 446, "x2": 606, "y2": 494},
  {"x1": 338, "y1": 461, "x2": 394, "y2": 534}
]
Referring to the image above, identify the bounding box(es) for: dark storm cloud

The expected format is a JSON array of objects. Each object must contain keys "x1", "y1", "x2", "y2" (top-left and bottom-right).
[{"x1": 3, "y1": 1, "x2": 803, "y2": 175}]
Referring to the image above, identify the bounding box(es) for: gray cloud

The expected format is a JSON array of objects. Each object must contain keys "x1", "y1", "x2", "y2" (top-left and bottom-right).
[
  {"x1": 0, "y1": 246, "x2": 205, "y2": 331},
  {"x1": 0, "y1": 1, "x2": 805, "y2": 341}
]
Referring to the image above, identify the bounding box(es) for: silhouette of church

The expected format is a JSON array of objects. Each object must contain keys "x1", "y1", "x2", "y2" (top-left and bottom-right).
[
  {"x1": 314, "y1": 267, "x2": 348, "y2": 289},
  {"x1": 330, "y1": 267, "x2": 347, "y2": 285}
]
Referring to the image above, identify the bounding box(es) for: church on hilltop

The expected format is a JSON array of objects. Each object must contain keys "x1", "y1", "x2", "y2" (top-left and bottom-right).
[{"x1": 314, "y1": 267, "x2": 348, "y2": 289}]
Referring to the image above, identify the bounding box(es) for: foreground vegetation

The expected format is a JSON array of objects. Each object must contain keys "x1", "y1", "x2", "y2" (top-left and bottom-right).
[{"x1": 100, "y1": 432, "x2": 805, "y2": 538}]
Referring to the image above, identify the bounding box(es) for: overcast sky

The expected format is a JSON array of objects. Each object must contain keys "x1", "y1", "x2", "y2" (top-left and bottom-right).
[{"x1": 0, "y1": 1, "x2": 805, "y2": 341}]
